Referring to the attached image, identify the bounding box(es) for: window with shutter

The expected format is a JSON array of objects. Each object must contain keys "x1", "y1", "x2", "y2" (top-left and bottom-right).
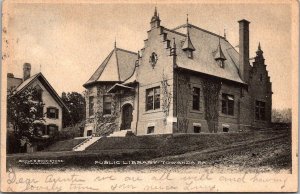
[
  {"x1": 55, "y1": 108, "x2": 59, "y2": 119},
  {"x1": 47, "y1": 124, "x2": 58, "y2": 136},
  {"x1": 47, "y1": 108, "x2": 50, "y2": 118},
  {"x1": 47, "y1": 107, "x2": 59, "y2": 119}
]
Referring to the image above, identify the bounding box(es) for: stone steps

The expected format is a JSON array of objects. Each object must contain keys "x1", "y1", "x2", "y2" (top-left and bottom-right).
[{"x1": 73, "y1": 136, "x2": 102, "y2": 151}]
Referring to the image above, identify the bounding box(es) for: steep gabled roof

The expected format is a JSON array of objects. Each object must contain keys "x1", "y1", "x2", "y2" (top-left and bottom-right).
[
  {"x1": 84, "y1": 47, "x2": 137, "y2": 87},
  {"x1": 15, "y1": 73, "x2": 69, "y2": 111},
  {"x1": 15, "y1": 73, "x2": 40, "y2": 93},
  {"x1": 167, "y1": 23, "x2": 244, "y2": 84}
]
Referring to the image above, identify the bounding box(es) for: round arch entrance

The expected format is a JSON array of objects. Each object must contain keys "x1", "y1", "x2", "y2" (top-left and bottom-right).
[{"x1": 121, "y1": 104, "x2": 133, "y2": 130}]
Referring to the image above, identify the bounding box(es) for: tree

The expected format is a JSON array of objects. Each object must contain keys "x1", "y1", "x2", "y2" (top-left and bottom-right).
[
  {"x1": 272, "y1": 108, "x2": 292, "y2": 123},
  {"x1": 7, "y1": 86, "x2": 45, "y2": 151},
  {"x1": 61, "y1": 92, "x2": 86, "y2": 127}
]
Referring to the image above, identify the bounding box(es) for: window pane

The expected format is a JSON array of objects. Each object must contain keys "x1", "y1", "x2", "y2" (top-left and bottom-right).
[
  {"x1": 222, "y1": 94, "x2": 227, "y2": 100},
  {"x1": 146, "y1": 87, "x2": 160, "y2": 111},
  {"x1": 256, "y1": 101, "x2": 260, "y2": 106},
  {"x1": 260, "y1": 109, "x2": 265, "y2": 120},
  {"x1": 192, "y1": 87, "x2": 200, "y2": 110},
  {"x1": 222, "y1": 99, "x2": 227, "y2": 114},
  {"x1": 104, "y1": 102, "x2": 111, "y2": 109},
  {"x1": 147, "y1": 96, "x2": 154, "y2": 110},
  {"x1": 227, "y1": 95, "x2": 234, "y2": 101},
  {"x1": 222, "y1": 94, "x2": 234, "y2": 115},
  {"x1": 103, "y1": 107, "x2": 111, "y2": 115},
  {"x1": 104, "y1": 95, "x2": 112, "y2": 102},
  {"x1": 154, "y1": 94, "x2": 160, "y2": 109},
  {"x1": 194, "y1": 126, "x2": 201, "y2": 133},
  {"x1": 89, "y1": 96, "x2": 94, "y2": 116},
  {"x1": 48, "y1": 108, "x2": 57, "y2": 118},
  {"x1": 255, "y1": 100, "x2": 266, "y2": 120},
  {"x1": 48, "y1": 125, "x2": 58, "y2": 136},
  {"x1": 154, "y1": 87, "x2": 160, "y2": 95},
  {"x1": 228, "y1": 100, "x2": 234, "y2": 115},
  {"x1": 147, "y1": 126, "x2": 155, "y2": 134},
  {"x1": 193, "y1": 98, "x2": 199, "y2": 110},
  {"x1": 103, "y1": 95, "x2": 112, "y2": 114},
  {"x1": 147, "y1": 89, "x2": 154, "y2": 96},
  {"x1": 193, "y1": 87, "x2": 200, "y2": 95}
]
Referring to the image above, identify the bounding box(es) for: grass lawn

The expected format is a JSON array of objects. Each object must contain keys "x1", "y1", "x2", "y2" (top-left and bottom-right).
[
  {"x1": 43, "y1": 138, "x2": 87, "y2": 152},
  {"x1": 6, "y1": 128, "x2": 291, "y2": 172}
]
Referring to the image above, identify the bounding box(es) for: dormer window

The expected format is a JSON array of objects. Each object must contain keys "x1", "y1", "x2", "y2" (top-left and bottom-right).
[
  {"x1": 186, "y1": 50, "x2": 193, "y2": 58},
  {"x1": 182, "y1": 20, "x2": 195, "y2": 59},
  {"x1": 214, "y1": 38, "x2": 226, "y2": 68},
  {"x1": 217, "y1": 60, "x2": 225, "y2": 68}
]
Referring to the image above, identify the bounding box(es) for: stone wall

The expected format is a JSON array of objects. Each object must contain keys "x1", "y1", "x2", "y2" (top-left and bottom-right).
[
  {"x1": 84, "y1": 83, "x2": 137, "y2": 136},
  {"x1": 174, "y1": 70, "x2": 265, "y2": 133}
]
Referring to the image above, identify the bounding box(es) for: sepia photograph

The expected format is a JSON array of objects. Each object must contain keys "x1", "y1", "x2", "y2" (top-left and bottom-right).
[{"x1": 1, "y1": 0, "x2": 298, "y2": 192}]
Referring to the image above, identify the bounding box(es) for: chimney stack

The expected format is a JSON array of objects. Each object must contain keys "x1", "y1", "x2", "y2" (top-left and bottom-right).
[
  {"x1": 23, "y1": 63, "x2": 31, "y2": 81},
  {"x1": 238, "y1": 19, "x2": 250, "y2": 83}
]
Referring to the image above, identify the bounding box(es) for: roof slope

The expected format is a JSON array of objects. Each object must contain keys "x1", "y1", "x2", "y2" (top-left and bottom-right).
[
  {"x1": 15, "y1": 73, "x2": 69, "y2": 111},
  {"x1": 7, "y1": 76, "x2": 23, "y2": 90},
  {"x1": 169, "y1": 24, "x2": 243, "y2": 83},
  {"x1": 84, "y1": 48, "x2": 137, "y2": 87},
  {"x1": 16, "y1": 73, "x2": 40, "y2": 93}
]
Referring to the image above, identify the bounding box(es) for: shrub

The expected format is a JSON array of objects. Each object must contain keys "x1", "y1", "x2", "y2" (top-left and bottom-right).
[{"x1": 58, "y1": 121, "x2": 85, "y2": 140}]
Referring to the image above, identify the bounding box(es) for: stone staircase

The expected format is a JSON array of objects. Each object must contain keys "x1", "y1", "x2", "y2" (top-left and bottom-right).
[
  {"x1": 108, "y1": 130, "x2": 134, "y2": 137},
  {"x1": 73, "y1": 136, "x2": 102, "y2": 151}
]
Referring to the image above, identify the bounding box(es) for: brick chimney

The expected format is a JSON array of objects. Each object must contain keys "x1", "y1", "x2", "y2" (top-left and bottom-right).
[
  {"x1": 23, "y1": 63, "x2": 31, "y2": 81},
  {"x1": 238, "y1": 19, "x2": 250, "y2": 83}
]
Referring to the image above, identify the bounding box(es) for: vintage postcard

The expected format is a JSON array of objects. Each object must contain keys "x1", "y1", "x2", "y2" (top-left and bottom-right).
[{"x1": 0, "y1": 0, "x2": 298, "y2": 192}]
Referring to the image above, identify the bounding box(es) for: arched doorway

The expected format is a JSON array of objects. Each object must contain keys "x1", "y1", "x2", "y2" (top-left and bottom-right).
[{"x1": 121, "y1": 104, "x2": 133, "y2": 130}]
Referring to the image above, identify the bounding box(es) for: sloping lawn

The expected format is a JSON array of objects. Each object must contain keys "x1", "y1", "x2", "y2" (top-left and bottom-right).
[
  {"x1": 6, "y1": 128, "x2": 290, "y2": 171},
  {"x1": 43, "y1": 138, "x2": 87, "y2": 152},
  {"x1": 86, "y1": 129, "x2": 286, "y2": 156}
]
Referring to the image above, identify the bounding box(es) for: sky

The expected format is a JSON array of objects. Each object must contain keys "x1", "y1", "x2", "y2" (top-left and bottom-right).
[{"x1": 5, "y1": 2, "x2": 292, "y2": 109}]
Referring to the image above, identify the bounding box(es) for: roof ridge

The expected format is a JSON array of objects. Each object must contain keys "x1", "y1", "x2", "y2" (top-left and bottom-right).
[
  {"x1": 38, "y1": 73, "x2": 69, "y2": 111},
  {"x1": 115, "y1": 48, "x2": 121, "y2": 82},
  {"x1": 162, "y1": 27, "x2": 187, "y2": 37},
  {"x1": 116, "y1": 47, "x2": 138, "y2": 55},
  {"x1": 16, "y1": 73, "x2": 40, "y2": 93},
  {"x1": 172, "y1": 23, "x2": 225, "y2": 40},
  {"x1": 15, "y1": 73, "x2": 69, "y2": 111}
]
